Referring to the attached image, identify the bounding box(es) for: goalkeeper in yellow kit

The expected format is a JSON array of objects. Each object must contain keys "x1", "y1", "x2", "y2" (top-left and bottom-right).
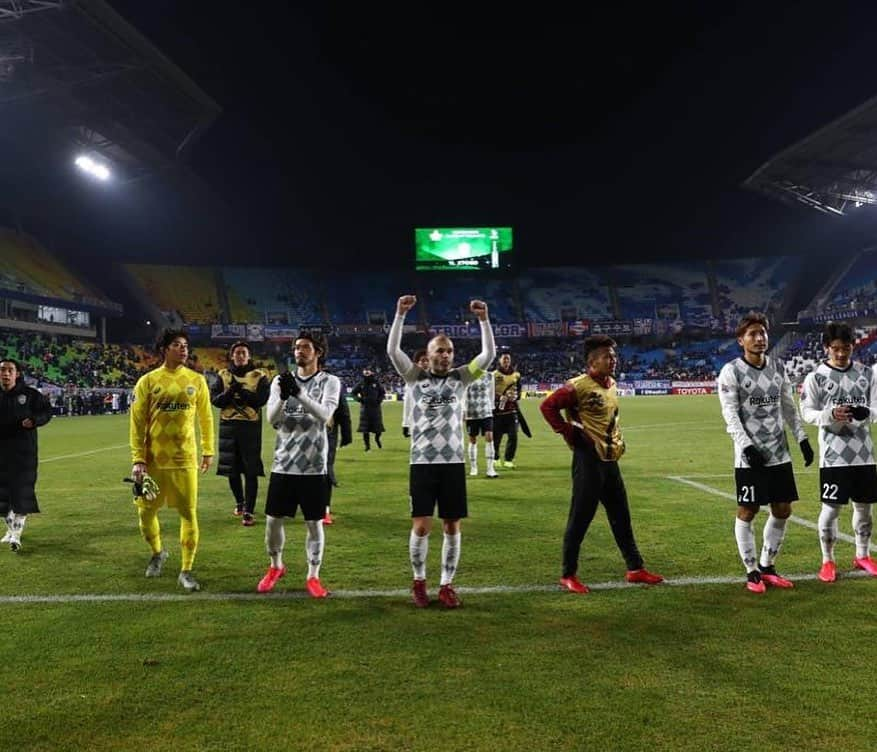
[{"x1": 129, "y1": 330, "x2": 214, "y2": 591}]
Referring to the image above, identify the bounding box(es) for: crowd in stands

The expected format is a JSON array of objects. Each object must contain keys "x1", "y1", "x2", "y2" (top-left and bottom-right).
[{"x1": 8, "y1": 326, "x2": 877, "y2": 406}]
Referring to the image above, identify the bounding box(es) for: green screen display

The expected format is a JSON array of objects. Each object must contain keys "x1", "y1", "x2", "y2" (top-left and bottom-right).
[{"x1": 414, "y1": 227, "x2": 513, "y2": 272}]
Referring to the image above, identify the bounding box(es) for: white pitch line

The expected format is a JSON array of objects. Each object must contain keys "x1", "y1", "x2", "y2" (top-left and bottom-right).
[
  {"x1": 679, "y1": 471, "x2": 817, "y2": 479},
  {"x1": 41, "y1": 444, "x2": 129, "y2": 464},
  {"x1": 0, "y1": 571, "x2": 869, "y2": 605},
  {"x1": 624, "y1": 421, "x2": 716, "y2": 431},
  {"x1": 667, "y1": 475, "x2": 856, "y2": 544}
]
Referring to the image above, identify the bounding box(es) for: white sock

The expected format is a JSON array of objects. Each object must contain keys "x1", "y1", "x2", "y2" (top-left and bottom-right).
[
  {"x1": 852, "y1": 503, "x2": 873, "y2": 559},
  {"x1": 409, "y1": 530, "x2": 429, "y2": 580},
  {"x1": 305, "y1": 520, "x2": 324, "y2": 579},
  {"x1": 3, "y1": 512, "x2": 12, "y2": 536},
  {"x1": 735, "y1": 518, "x2": 758, "y2": 572},
  {"x1": 468, "y1": 443, "x2": 477, "y2": 467},
  {"x1": 760, "y1": 514, "x2": 787, "y2": 568},
  {"x1": 818, "y1": 503, "x2": 840, "y2": 563},
  {"x1": 10, "y1": 514, "x2": 26, "y2": 542},
  {"x1": 440, "y1": 532, "x2": 461, "y2": 586},
  {"x1": 265, "y1": 515, "x2": 285, "y2": 569},
  {"x1": 486, "y1": 443, "x2": 496, "y2": 473}
]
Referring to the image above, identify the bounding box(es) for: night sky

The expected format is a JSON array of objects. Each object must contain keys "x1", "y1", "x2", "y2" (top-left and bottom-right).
[{"x1": 49, "y1": 3, "x2": 877, "y2": 266}]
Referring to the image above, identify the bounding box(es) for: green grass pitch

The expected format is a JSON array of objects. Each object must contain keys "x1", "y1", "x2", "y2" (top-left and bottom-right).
[{"x1": 1, "y1": 396, "x2": 876, "y2": 751}]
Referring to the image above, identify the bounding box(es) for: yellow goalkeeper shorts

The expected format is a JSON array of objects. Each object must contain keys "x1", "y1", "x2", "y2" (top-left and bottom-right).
[{"x1": 134, "y1": 467, "x2": 198, "y2": 513}]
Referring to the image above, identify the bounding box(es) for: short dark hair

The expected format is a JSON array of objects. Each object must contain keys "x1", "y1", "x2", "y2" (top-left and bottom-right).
[
  {"x1": 583, "y1": 335, "x2": 617, "y2": 361},
  {"x1": 228, "y1": 340, "x2": 251, "y2": 360},
  {"x1": 735, "y1": 312, "x2": 769, "y2": 339},
  {"x1": 156, "y1": 328, "x2": 188, "y2": 354},
  {"x1": 0, "y1": 357, "x2": 20, "y2": 370},
  {"x1": 295, "y1": 331, "x2": 328, "y2": 360},
  {"x1": 823, "y1": 322, "x2": 854, "y2": 346},
  {"x1": 413, "y1": 349, "x2": 427, "y2": 362}
]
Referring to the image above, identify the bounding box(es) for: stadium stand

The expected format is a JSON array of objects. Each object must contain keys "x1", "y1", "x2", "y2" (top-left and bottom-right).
[
  {"x1": 418, "y1": 276, "x2": 520, "y2": 322},
  {"x1": 611, "y1": 262, "x2": 714, "y2": 326},
  {"x1": 125, "y1": 264, "x2": 223, "y2": 324},
  {"x1": 221, "y1": 266, "x2": 325, "y2": 324},
  {"x1": 325, "y1": 271, "x2": 412, "y2": 324},
  {"x1": 0, "y1": 227, "x2": 116, "y2": 308},
  {"x1": 824, "y1": 247, "x2": 877, "y2": 311},
  {"x1": 711, "y1": 256, "x2": 799, "y2": 326},
  {"x1": 519, "y1": 267, "x2": 611, "y2": 322}
]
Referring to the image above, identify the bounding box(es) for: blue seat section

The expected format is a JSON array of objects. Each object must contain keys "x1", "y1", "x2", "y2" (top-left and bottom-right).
[
  {"x1": 711, "y1": 257, "x2": 800, "y2": 327},
  {"x1": 324, "y1": 271, "x2": 412, "y2": 324},
  {"x1": 419, "y1": 276, "x2": 518, "y2": 323},
  {"x1": 223, "y1": 267, "x2": 324, "y2": 324},
  {"x1": 612, "y1": 262, "x2": 713, "y2": 325},
  {"x1": 828, "y1": 248, "x2": 877, "y2": 309},
  {"x1": 519, "y1": 267, "x2": 611, "y2": 322},
  {"x1": 616, "y1": 338, "x2": 732, "y2": 381}
]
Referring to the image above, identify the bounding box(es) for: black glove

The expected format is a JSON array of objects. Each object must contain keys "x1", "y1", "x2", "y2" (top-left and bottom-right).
[
  {"x1": 402, "y1": 427, "x2": 410, "y2": 438},
  {"x1": 850, "y1": 405, "x2": 871, "y2": 421},
  {"x1": 799, "y1": 439, "x2": 815, "y2": 467},
  {"x1": 278, "y1": 371, "x2": 299, "y2": 400},
  {"x1": 743, "y1": 445, "x2": 766, "y2": 469}
]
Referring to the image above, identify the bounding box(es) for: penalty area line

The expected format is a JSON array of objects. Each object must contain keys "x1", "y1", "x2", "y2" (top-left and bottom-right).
[{"x1": 0, "y1": 571, "x2": 868, "y2": 605}]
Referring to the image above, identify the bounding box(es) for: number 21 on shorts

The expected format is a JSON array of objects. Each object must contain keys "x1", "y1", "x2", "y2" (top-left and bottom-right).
[{"x1": 738, "y1": 485, "x2": 756, "y2": 504}]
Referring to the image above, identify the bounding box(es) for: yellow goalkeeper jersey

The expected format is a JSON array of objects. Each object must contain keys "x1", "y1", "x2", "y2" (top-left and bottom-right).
[{"x1": 130, "y1": 364, "x2": 215, "y2": 469}]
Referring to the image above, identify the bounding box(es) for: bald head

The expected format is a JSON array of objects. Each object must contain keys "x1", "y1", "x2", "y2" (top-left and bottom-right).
[{"x1": 427, "y1": 335, "x2": 454, "y2": 375}]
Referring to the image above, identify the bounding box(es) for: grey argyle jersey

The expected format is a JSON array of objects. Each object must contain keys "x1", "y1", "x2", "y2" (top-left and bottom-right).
[
  {"x1": 465, "y1": 371, "x2": 494, "y2": 420},
  {"x1": 802, "y1": 362, "x2": 874, "y2": 467},
  {"x1": 718, "y1": 357, "x2": 793, "y2": 466},
  {"x1": 272, "y1": 371, "x2": 336, "y2": 475},
  {"x1": 408, "y1": 368, "x2": 475, "y2": 464}
]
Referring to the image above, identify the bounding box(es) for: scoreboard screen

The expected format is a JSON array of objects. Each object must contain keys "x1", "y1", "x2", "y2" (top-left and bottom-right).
[{"x1": 414, "y1": 227, "x2": 513, "y2": 272}]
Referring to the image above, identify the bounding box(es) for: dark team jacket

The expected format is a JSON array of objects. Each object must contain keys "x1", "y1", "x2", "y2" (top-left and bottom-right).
[
  {"x1": 210, "y1": 364, "x2": 270, "y2": 476},
  {"x1": 351, "y1": 379, "x2": 385, "y2": 432},
  {"x1": 0, "y1": 379, "x2": 52, "y2": 508}
]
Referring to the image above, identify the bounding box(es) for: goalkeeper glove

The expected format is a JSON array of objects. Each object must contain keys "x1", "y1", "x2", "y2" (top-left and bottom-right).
[
  {"x1": 123, "y1": 474, "x2": 160, "y2": 501},
  {"x1": 850, "y1": 405, "x2": 870, "y2": 421},
  {"x1": 279, "y1": 371, "x2": 299, "y2": 399},
  {"x1": 743, "y1": 445, "x2": 766, "y2": 469},
  {"x1": 799, "y1": 439, "x2": 815, "y2": 467}
]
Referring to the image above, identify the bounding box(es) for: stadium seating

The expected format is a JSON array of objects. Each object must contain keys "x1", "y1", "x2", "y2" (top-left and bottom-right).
[
  {"x1": 825, "y1": 248, "x2": 877, "y2": 311},
  {"x1": 711, "y1": 256, "x2": 799, "y2": 323},
  {"x1": 611, "y1": 262, "x2": 714, "y2": 325},
  {"x1": 126, "y1": 264, "x2": 223, "y2": 324},
  {"x1": 519, "y1": 267, "x2": 611, "y2": 322},
  {"x1": 325, "y1": 271, "x2": 412, "y2": 324},
  {"x1": 221, "y1": 266, "x2": 324, "y2": 325},
  {"x1": 0, "y1": 228, "x2": 114, "y2": 306},
  {"x1": 418, "y1": 276, "x2": 519, "y2": 322}
]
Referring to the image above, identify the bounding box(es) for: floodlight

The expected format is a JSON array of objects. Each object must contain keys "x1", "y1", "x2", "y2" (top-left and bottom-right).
[{"x1": 74, "y1": 153, "x2": 111, "y2": 181}]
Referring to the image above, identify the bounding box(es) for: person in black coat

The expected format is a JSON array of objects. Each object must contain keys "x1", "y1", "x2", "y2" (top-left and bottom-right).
[
  {"x1": 351, "y1": 368, "x2": 385, "y2": 450},
  {"x1": 210, "y1": 341, "x2": 270, "y2": 526},
  {"x1": 323, "y1": 371, "x2": 352, "y2": 524},
  {"x1": 0, "y1": 358, "x2": 52, "y2": 552}
]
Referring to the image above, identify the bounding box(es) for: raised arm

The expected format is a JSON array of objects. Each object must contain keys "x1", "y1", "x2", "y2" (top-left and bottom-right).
[
  {"x1": 387, "y1": 295, "x2": 416, "y2": 379},
  {"x1": 468, "y1": 299, "x2": 496, "y2": 374}
]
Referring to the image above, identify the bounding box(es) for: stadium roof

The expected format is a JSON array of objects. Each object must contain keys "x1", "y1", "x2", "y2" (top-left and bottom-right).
[
  {"x1": 0, "y1": 0, "x2": 240, "y2": 263},
  {"x1": 0, "y1": 0, "x2": 220, "y2": 181},
  {"x1": 743, "y1": 93, "x2": 877, "y2": 217}
]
